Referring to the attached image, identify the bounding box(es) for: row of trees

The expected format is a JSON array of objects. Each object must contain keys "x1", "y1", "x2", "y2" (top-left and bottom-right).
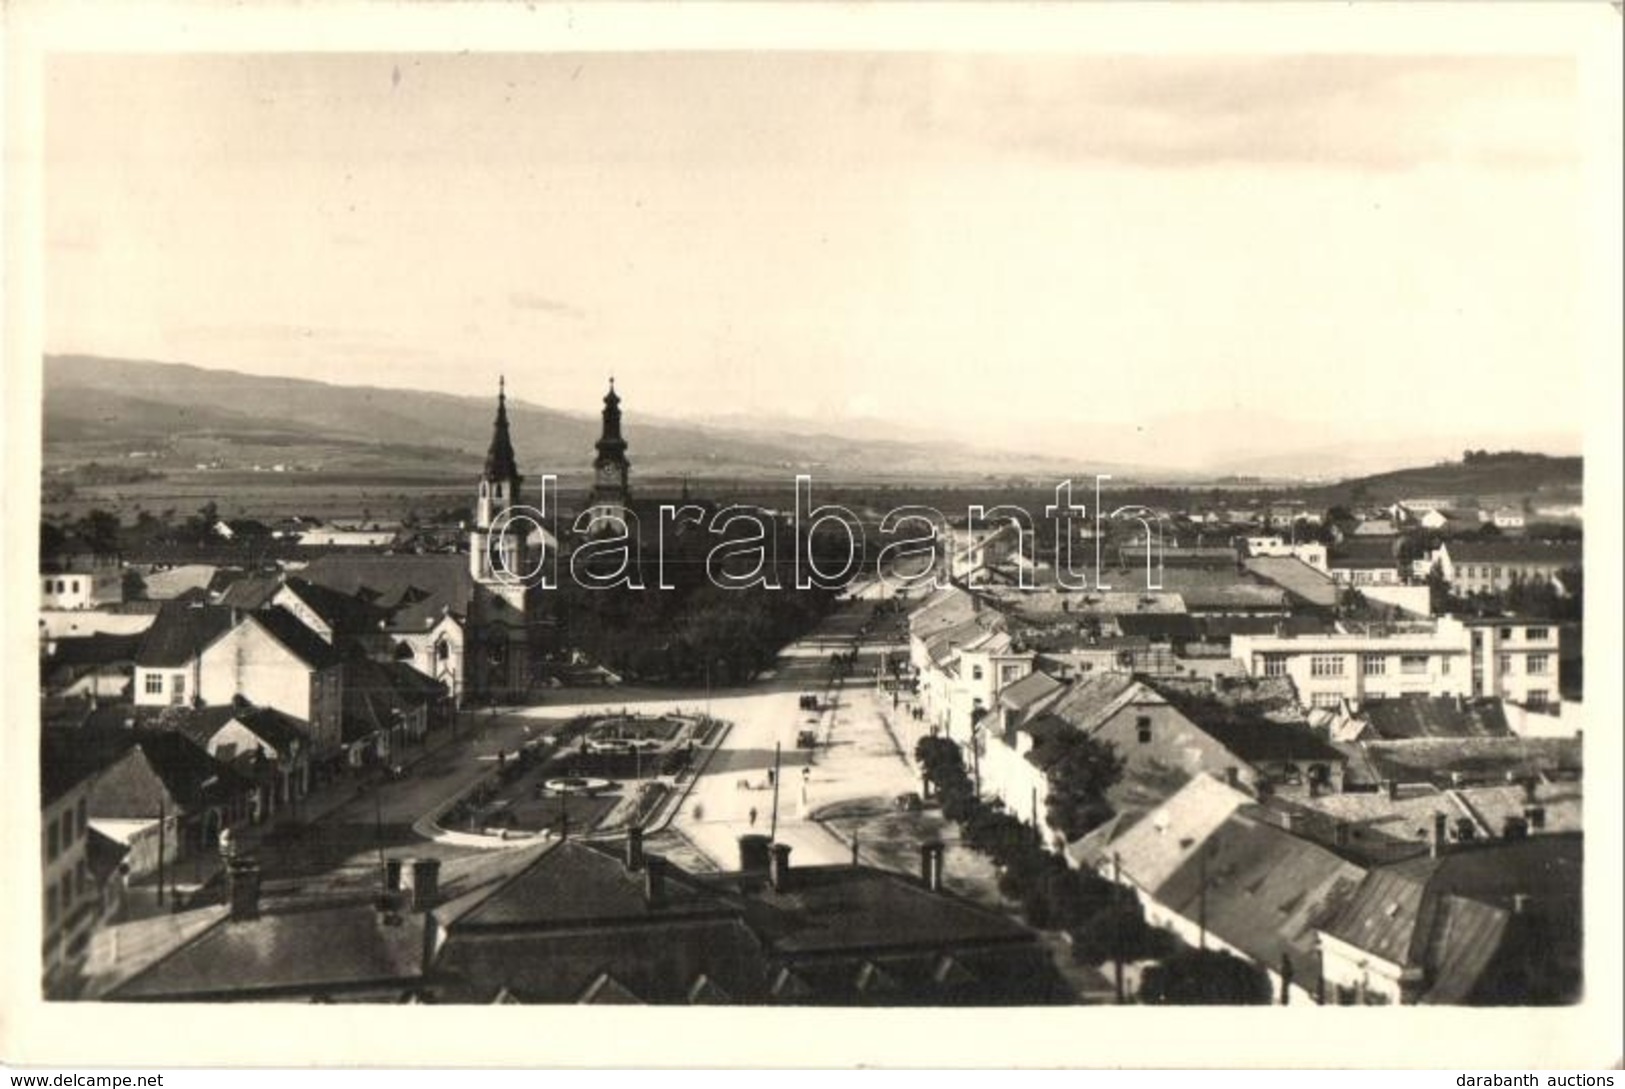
[{"x1": 914, "y1": 736, "x2": 1272, "y2": 1003}]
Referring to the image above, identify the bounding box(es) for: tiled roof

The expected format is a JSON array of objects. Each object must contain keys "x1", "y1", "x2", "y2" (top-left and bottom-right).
[
  {"x1": 997, "y1": 670, "x2": 1065, "y2": 712},
  {"x1": 1360, "y1": 737, "x2": 1581, "y2": 788},
  {"x1": 1443, "y1": 540, "x2": 1582, "y2": 565},
  {"x1": 1197, "y1": 720, "x2": 1346, "y2": 765},
  {"x1": 216, "y1": 574, "x2": 283, "y2": 611},
  {"x1": 1243, "y1": 557, "x2": 1339, "y2": 608},
  {"x1": 342, "y1": 658, "x2": 447, "y2": 743},
  {"x1": 299, "y1": 554, "x2": 490, "y2": 631},
  {"x1": 1107, "y1": 774, "x2": 1253, "y2": 895},
  {"x1": 249, "y1": 607, "x2": 344, "y2": 670},
  {"x1": 109, "y1": 903, "x2": 427, "y2": 1000},
  {"x1": 85, "y1": 730, "x2": 250, "y2": 817},
  {"x1": 1154, "y1": 811, "x2": 1367, "y2": 993},
  {"x1": 142, "y1": 565, "x2": 221, "y2": 601},
  {"x1": 1114, "y1": 613, "x2": 1201, "y2": 641},
  {"x1": 1361, "y1": 698, "x2": 1511, "y2": 740},
  {"x1": 280, "y1": 577, "x2": 392, "y2": 637},
  {"x1": 46, "y1": 632, "x2": 144, "y2": 667},
  {"x1": 134, "y1": 601, "x2": 237, "y2": 667}
]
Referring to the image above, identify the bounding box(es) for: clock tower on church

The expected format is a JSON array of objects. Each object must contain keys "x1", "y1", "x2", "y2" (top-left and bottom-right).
[{"x1": 584, "y1": 379, "x2": 632, "y2": 536}]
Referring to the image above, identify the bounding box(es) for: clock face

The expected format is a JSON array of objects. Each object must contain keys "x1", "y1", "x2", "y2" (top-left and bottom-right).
[{"x1": 597, "y1": 465, "x2": 622, "y2": 487}]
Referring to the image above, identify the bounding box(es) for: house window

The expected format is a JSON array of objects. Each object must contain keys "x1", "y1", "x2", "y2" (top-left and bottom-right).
[
  {"x1": 45, "y1": 885, "x2": 58, "y2": 927},
  {"x1": 71, "y1": 579, "x2": 81, "y2": 593},
  {"x1": 173, "y1": 674, "x2": 186, "y2": 696},
  {"x1": 1498, "y1": 654, "x2": 1514, "y2": 674},
  {"x1": 1362, "y1": 655, "x2": 1386, "y2": 676},
  {"x1": 61, "y1": 809, "x2": 73, "y2": 845},
  {"x1": 47, "y1": 820, "x2": 59, "y2": 861},
  {"x1": 1136, "y1": 716, "x2": 1153, "y2": 744},
  {"x1": 1527, "y1": 690, "x2": 1550, "y2": 708},
  {"x1": 1400, "y1": 655, "x2": 1428, "y2": 675},
  {"x1": 1310, "y1": 656, "x2": 1344, "y2": 677},
  {"x1": 76, "y1": 797, "x2": 87, "y2": 835},
  {"x1": 1262, "y1": 655, "x2": 1288, "y2": 678},
  {"x1": 1526, "y1": 654, "x2": 1550, "y2": 675},
  {"x1": 1000, "y1": 664, "x2": 1023, "y2": 684},
  {"x1": 75, "y1": 860, "x2": 88, "y2": 898},
  {"x1": 1527, "y1": 627, "x2": 1550, "y2": 641},
  {"x1": 1311, "y1": 692, "x2": 1342, "y2": 709},
  {"x1": 144, "y1": 673, "x2": 163, "y2": 695},
  {"x1": 1441, "y1": 657, "x2": 1451, "y2": 675},
  {"x1": 971, "y1": 665, "x2": 984, "y2": 682},
  {"x1": 1498, "y1": 626, "x2": 1512, "y2": 639}
]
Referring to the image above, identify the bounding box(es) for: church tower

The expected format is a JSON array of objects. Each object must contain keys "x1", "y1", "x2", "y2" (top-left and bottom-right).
[
  {"x1": 584, "y1": 378, "x2": 632, "y2": 536},
  {"x1": 470, "y1": 376, "x2": 526, "y2": 590}
]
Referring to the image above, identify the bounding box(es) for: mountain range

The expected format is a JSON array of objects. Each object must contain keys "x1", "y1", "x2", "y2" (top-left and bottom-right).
[{"x1": 42, "y1": 354, "x2": 1582, "y2": 485}]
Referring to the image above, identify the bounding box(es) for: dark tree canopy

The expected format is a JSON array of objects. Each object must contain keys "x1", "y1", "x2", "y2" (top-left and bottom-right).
[{"x1": 1139, "y1": 948, "x2": 1272, "y2": 1006}]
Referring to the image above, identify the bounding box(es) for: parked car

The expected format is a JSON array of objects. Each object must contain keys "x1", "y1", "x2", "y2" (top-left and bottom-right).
[
  {"x1": 796, "y1": 729, "x2": 818, "y2": 749},
  {"x1": 798, "y1": 693, "x2": 820, "y2": 711}
]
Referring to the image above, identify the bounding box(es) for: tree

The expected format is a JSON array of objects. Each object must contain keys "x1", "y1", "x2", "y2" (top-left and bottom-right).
[
  {"x1": 1139, "y1": 948, "x2": 1272, "y2": 1005},
  {"x1": 1033, "y1": 732, "x2": 1125, "y2": 840},
  {"x1": 77, "y1": 509, "x2": 121, "y2": 553}
]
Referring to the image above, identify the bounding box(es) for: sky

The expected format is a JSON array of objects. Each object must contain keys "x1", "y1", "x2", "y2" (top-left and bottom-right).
[{"x1": 44, "y1": 51, "x2": 1588, "y2": 463}]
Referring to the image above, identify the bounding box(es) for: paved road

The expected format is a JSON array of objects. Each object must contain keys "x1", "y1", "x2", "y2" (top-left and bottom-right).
[
  {"x1": 510, "y1": 597, "x2": 920, "y2": 870},
  {"x1": 299, "y1": 595, "x2": 917, "y2": 874}
]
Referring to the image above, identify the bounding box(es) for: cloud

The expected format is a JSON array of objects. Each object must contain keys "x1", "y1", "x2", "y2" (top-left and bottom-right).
[
  {"x1": 925, "y1": 55, "x2": 1580, "y2": 172},
  {"x1": 508, "y1": 292, "x2": 585, "y2": 320}
]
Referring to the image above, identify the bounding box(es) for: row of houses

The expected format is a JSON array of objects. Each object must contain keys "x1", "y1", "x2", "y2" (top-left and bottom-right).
[
  {"x1": 900, "y1": 580, "x2": 1582, "y2": 1004},
  {"x1": 71, "y1": 830, "x2": 1074, "y2": 1005}
]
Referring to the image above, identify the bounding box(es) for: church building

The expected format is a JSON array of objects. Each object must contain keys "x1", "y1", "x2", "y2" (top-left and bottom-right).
[{"x1": 583, "y1": 380, "x2": 632, "y2": 537}]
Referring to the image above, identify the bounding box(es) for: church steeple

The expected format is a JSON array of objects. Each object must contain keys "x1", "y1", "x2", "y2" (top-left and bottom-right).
[
  {"x1": 585, "y1": 378, "x2": 632, "y2": 536},
  {"x1": 594, "y1": 377, "x2": 627, "y2": 463},
  {"x1": 483, "y1": 375, "x2": 522, "y2": 485}
]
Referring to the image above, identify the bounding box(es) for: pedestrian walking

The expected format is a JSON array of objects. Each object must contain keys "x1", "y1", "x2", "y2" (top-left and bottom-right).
[{"x1": 748, "y1": 806, "x2": 758, "y2": 828}]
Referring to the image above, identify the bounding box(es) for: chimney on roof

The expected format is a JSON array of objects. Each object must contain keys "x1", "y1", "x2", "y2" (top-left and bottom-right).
[
  {"x1": 769, "y1": 842, "x2": 793, "y2": 892},
  {"x1": 408, "y1": 857, "x2": 440, "y2": 911},
  {"x1": 1430, "y1": 811, "x2": 1448, "y2": 858},
  {"x1": 1223, "y1": 766, "x2": 1239, "y2": 789},
  {"x1": 644, "y1": 856, "x2": 667, "y2": 908},
  {"x1": 1523, "y1": 804, "x2": 1546, "y2": 831},
  {"x1": 737, "y1": 833, "x2": 772, "y2": 876},
  {"x1": 920, "y1": 842, "x2": 946, "y2": 893},
  {"x1": 1280, "y1": 810, "x2": 1299, "y2": 835},
  {"x1": 227, "y1": 857, "x2": 261, "y2": 922},
  {"x1": 624, "y1": 825, "x2": 645, "y2": 872}
]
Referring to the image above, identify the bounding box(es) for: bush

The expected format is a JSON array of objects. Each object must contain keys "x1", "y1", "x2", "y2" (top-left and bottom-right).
[{"x1": 1139, "y1": 948, "x2": 1273, "y2": 1005}]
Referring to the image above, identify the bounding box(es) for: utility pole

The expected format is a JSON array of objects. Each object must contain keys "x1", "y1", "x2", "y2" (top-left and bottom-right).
[
  {"x1": 155, "y1": 800, "x2": 166, "y2": 907},
  {"x1": 1197, "y1": 843, "x2": 1209, "y2": 951},
  {"x1": 768, "y1": 741, "x2": 783, "y2": 841},
  {"x1": 1112, "y1": 852, "x2": 1125, "y2": 1005}
]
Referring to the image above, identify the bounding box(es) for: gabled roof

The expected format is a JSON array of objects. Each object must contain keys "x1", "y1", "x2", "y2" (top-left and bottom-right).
[
  {"x1": 216, "y1": 573, "x2": 283, "y2": 611},
  {"x1": 46, "y1": 632, "x2": 144, "y2": 668},
  {"x1": 299, "y1": 554, "x2": 486, "y2": 632},
  {"x1": 279, "y1": 576, "x2": 391, "y2": 637},
  {"x1": 997, "y1": 670, "x2": 1066, "y2": 712},
  {"x1": 1106, "y1": 774, "x2": 1253, "y2": 895},
  {"x1": 343, "y1": 658, "x2": 447, "y2": 743},
  {"x1": 245, "y1": 607, "x2": 345, "y2": 670},
  {"x1": 85, "y1": 730, "x2": 250, "y2": 817},
  {"x1": 1154, "y1": 809, "x2": 1367, "y2": 992},
  {"x1": 135, "y1": 601, "x2": 238, "y2": 667},
  {"x1": 107, "y1": 902, "x2": 427, "y2": 1001}
]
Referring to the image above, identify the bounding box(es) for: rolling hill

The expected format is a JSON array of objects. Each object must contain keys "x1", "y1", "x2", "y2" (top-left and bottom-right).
[{"x1": 43, "y1": 354, "x2": 1153, "y2": 483}]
